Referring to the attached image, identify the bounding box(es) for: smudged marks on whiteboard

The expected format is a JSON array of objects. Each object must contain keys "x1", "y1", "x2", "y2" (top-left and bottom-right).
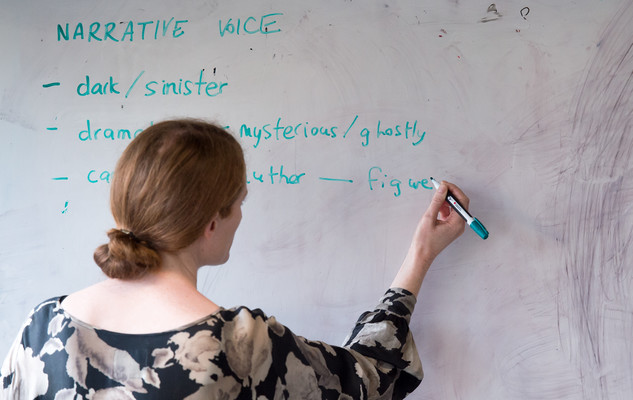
[
  {"x1": 480, "y1": 4, "x2": 502, "y2": 23},
  {"x1": 557, "y1": 2, "x2": 633, "y2": 398}
]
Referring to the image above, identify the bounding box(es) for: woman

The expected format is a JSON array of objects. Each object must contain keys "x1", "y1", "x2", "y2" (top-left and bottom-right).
[{"x1": 1, "y1": 119, "x2": 468, "y2": 399}]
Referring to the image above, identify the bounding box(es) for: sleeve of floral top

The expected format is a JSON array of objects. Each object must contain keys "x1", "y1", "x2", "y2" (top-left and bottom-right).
[
  {"x1": 257, "y1": 287, "x2": 423, "y2": 399},
  {"x1": 345, "y1": 288, "x2": 423, "y2": 397}
]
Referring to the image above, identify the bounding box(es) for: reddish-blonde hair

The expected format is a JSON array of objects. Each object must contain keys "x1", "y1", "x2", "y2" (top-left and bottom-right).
[{"x1": 94, "y1": 119, "x2": 246, "y2": 279}]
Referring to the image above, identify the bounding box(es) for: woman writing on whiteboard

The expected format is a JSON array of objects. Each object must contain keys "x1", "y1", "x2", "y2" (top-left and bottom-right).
[{"x1": 1, "y1": 119, "x2": 467, "y2": 399}]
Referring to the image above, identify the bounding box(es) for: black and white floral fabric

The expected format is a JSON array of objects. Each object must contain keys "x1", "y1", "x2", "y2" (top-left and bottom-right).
[{"x1": 1, "y1": 288, "x2": 422, "y2": 399}]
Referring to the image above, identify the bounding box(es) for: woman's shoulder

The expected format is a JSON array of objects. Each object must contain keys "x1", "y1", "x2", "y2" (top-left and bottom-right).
[
  {"x1": 22, "y1": 296, "x2": 66, "y2": 327},
  {"x1": 6, "y1": 296, "x2": 68, "y2": 360},
  {"x1": 28, "y1": 295, "x2": 65, "y2": 312},
  {"x1": 216, "y1": 305, "x2": 286, "y2": 336}
]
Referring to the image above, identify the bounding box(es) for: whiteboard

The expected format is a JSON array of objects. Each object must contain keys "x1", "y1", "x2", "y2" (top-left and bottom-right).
[{"x1": 2, "y1": 1, "x2": 632, "y2": 398}]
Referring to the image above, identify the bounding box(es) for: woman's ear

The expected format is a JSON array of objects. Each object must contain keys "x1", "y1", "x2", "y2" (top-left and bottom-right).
[{"x1": 204, "y1": 214, "x2": 219, "y2": 238}]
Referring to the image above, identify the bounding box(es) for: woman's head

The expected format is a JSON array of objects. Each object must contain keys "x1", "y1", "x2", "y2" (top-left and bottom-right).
[{"x1": 94, "y1": 119, "x2": 246, "y2": 279}]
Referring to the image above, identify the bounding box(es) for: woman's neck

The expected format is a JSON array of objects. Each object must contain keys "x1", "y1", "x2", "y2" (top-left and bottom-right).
[{"x1": 62, "y1": 261, "x2": 219, "y2": 334}]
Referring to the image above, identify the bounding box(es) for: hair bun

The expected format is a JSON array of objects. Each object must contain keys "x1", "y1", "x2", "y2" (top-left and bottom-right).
[{"x1": 94, "y1": 229, "x2": 161, "y2": 279}]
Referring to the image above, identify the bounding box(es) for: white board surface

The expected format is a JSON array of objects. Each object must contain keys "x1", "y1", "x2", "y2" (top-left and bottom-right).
[{"x1": 2, "y1": 1, "x2": 633, "y2": 398}]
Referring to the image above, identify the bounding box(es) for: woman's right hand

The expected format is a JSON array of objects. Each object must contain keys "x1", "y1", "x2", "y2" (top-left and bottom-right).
[
  {"x1": 410, "y1": 180, "x2": 468, "y2": 263},
  {"x1": 390, "y1": 181, "x2": 468, "y2": 296}
]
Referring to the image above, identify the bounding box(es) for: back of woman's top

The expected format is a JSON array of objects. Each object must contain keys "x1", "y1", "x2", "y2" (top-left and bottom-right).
[{"x1": 1, "y1": 288, "x2": 422, "y2": 399}]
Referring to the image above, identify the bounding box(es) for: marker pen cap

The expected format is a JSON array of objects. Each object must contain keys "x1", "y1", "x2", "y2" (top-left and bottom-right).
[{"x1": 470, "y1": 218, "x2": 489, "y2": 240}]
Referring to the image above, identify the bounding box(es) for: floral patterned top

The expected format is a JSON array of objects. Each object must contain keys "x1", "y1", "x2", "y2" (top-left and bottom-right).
[{"x1": 1, "y1": 288, "x2": 422, "y2": 399}]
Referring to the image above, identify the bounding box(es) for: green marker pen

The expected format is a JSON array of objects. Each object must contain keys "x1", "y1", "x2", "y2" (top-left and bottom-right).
[{"x1": 430, "y1": 177, "x2": 489, "y2": 240}]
